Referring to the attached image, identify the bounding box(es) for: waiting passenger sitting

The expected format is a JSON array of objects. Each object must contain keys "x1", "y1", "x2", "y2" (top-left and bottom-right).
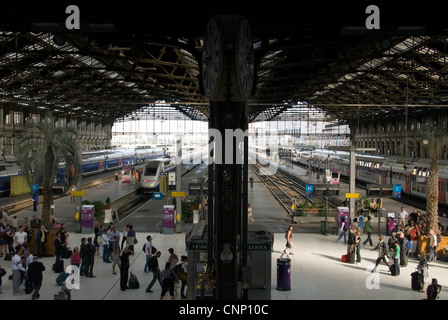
[
  {"x1": 355, "y1": 199, "x2": 364, "y2": 215},
  {"x1": 370, "y1": 199, "x2": 378, "y2": 213}
]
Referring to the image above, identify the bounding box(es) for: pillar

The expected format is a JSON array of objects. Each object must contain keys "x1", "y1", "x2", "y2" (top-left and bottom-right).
[{"x1": 202, "y1": 15, "x2": 254, "y2": 300}]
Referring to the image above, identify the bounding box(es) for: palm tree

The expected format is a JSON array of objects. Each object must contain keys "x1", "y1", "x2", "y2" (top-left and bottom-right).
[
  {"x1": 16, "y1": 115, "x2": 80, "y2": 229},
  {"x1": 421, "y1": 121, "x2": 448, "y2": 235}
]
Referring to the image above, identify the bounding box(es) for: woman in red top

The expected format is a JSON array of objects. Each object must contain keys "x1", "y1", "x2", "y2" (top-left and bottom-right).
[{"x1": 70, "y1": 246, "x2": 81, "y2": 268}]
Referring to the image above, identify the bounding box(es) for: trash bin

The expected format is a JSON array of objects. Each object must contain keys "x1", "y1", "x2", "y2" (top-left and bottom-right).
[
  {"x1": 386, "y1": 217, "x2": 396, "y2": 236},
  {"x1": 277, "y1": 258, "x2": 291, "y2": 291}
]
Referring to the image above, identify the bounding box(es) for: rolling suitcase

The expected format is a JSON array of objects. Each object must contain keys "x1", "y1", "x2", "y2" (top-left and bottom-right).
[
  {"x1": 390, "y1": 264, "x2": 396, "y2": 276},
  {"x1": 56, "y1": 272, "x2": 69, "y2": 286},
  {"x1": 54, "y1": 291, "x2": 68, "y2": 300},
  {"x1": 53, "y1": 260, "x2": 64, "y2": 273},
  {"x1": 411, "y1": 271, "x2": 420, "y2": 291},
  {"x1": 24, "y1": 277, "x2": 34, "y2": 294}
]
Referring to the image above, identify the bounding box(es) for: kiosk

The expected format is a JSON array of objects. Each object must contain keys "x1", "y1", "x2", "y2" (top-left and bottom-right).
[{"x1": 186, "y1": 221, "x2": 272, "y2": 300}]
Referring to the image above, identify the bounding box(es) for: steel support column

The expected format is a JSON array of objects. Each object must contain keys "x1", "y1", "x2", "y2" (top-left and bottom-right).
[{"x1": 209, "y1": 101, "x2": 248, "y2": 299}]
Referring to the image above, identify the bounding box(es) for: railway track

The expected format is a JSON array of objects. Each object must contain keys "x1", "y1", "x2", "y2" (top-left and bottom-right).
[{"x1": 250, "y1": 163, "x2": 328, "y2": 219}]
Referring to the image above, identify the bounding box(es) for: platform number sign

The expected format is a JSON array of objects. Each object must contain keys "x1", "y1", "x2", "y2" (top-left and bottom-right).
[
  {"x1": 306, "y1": 184, "x2": 314, "y2": 198},
  {"x1": 393, "y1": 185, "x2": 401, "y2": 199},
  {"x1": 153, "y1": 192, "x2": 163, "y2": 200}
]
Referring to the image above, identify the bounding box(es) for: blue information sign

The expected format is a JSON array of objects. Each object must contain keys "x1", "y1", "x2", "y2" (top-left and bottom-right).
[
  {"x1": 305, "y1": 184, "x2": 314, "y2": 197},
  {"x1": 393, "y1": 185, "x2": 401, "y2": 199},
  {"x1": 153, "y1": 192, "x2": 163, "y2": 200}
]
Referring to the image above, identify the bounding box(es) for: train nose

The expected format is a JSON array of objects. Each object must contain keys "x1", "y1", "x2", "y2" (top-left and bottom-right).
[{"x1": 143, "y1": 178, "x2": 157, "y2": 188}]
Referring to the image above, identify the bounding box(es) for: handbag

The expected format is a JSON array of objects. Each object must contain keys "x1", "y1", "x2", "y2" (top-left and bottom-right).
[
  {"x1": 0, "y1": 267, "x2": 6, "y2": 277},
  {"x1": 134, "y1": 237, "x2": 138, "y2": 244}
]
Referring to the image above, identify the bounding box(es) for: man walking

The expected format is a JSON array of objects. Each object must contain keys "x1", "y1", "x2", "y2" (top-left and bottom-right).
[
  {"x1": 362, "y1": 216, "x2": 374, "y2": 246},
  {"x1": 27, "y1": 255, "x2": 46, "y2": 300},
  {"x1": 145, "y1": 251, "x2": 162, "y2": 293},
  {"x1": 370, "y1": 235, "x2": 390, "y2": 273}
]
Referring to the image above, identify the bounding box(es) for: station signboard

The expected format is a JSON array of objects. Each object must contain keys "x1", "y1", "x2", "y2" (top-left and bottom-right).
[
  {"x1": 345, "y1": 193, "x2": 359, "y2": 198},
  {"x1": 305, "y1": 184, "x2": 314, "y2": 197},
  {"x1": 393, "y1": 185, "x2": 401, "y2": 199},
  {"x1": 153, "y1": 192, "x2": 163, "y2": 200}
]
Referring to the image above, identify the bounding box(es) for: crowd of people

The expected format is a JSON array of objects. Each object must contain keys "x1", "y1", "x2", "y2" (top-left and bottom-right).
[
  {"x1": 336, "y1": 205, "x2": 444, "y2": 299},
  {"x1": 0, "y1": 214, "x2": 188, "y2": 300}
]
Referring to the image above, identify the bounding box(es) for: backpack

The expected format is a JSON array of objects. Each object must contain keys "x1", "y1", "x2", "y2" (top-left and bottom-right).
[
  {"x1": 428, "y1": 284, "x2": 439, "y2": 300},
  {"x1": 128, "y1": 272, "x2": 139, "y2": 289},
  {"x1": 142, "y1": 243, "x2": 157, "y2": 254},
  {"x1": 87, "y1": 243, "x2": 95, "y2": 257},
  {"x1": 176, "y1": 263, "x2": 187, "y2": 281}
]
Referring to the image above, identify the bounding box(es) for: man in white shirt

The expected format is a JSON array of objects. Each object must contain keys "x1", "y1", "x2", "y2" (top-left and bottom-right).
[
  {"x1": 144, "y1": 235, "x2": 153, "y2": 273},
  {"x1": 14, "y1": 226, "x2": 27, "y2": 245},
  {"x1": 11, "y1": 245, "x2": 26, "y2": 295},
  {"x1": 428, "y1": 229, "x2": 438, "y2": 262},
  {"x1": 396, "y1": 207, "x2": 409, "y2": 227}
]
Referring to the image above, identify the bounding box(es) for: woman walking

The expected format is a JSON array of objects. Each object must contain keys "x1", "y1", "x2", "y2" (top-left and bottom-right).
[
  {"x1": 160, "y1": 261, "x2": 178, "y2": 300},
  {"x1": 283, "y1": 225, "x2": 293, "y2": 255}
]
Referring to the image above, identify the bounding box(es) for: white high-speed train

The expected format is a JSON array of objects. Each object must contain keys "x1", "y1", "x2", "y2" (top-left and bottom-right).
[
  {"x1": 140, "y1": 148, "x2": 206, "y2": 192},
  {"x1": 140, "y1": 157, "x2": 174, "y2": 191}
]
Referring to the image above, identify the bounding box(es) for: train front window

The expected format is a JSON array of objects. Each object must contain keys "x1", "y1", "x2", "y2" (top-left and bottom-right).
[{"x1": 144, "y1": 163, "x2": 159, "y2": 175}]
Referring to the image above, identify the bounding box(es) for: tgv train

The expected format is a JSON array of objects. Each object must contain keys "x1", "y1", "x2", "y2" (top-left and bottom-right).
[
  {"x1": 140, "y1": 158, "x2": 174, "y2": 191},
  {"x1": 58, "y1": 147, "x2": 165, "y2": 180},
  {"x1": 0, "y1": 147, "x2": 166, "y2": 196},
  {"x1": 293, "y1": 148, "x2": 448, "y2": 206},
  {"x1": 0, "y1": 155, "x2": 24, "y2": 196},
  {"x1": 140, "y1": 148, "x2": 206, "y2": 192}
]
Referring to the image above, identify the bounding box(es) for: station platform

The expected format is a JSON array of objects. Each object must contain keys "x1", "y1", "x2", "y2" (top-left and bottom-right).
[
  {"x1": 275, "y1": 159, "x2": 448, "y2": 229},
  {"x1": 0, "y1": 161, "x2": 447, "y2": 303},
  {"x1": 1, "y1": 228, "x2": 446, "y2": 302}
]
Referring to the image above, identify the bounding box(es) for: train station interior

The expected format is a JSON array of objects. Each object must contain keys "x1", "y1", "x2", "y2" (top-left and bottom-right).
[{"x1": 0, "y1": 1, "x2": 448, "y2": 307}]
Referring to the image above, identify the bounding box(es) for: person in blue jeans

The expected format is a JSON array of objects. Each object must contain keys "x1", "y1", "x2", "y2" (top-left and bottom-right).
[
  {"x1": 427, "y1": 229, "x2": 438, "y2": 263},
  {"x1": 102, "y1": 232, "x2": 111, "y2": 263},
  {"x1": 336, "y1": 218, "x2": 347, "y2": 244},
  {"x1": 144, "y1": 235, "x2": 153, "y2": 273},
  {"x1": 393, "y1": 242, "x2": 400, "y2": 276},
  {"x1": 145, "y1": 251, "x2": 162, "y2": 293}
]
